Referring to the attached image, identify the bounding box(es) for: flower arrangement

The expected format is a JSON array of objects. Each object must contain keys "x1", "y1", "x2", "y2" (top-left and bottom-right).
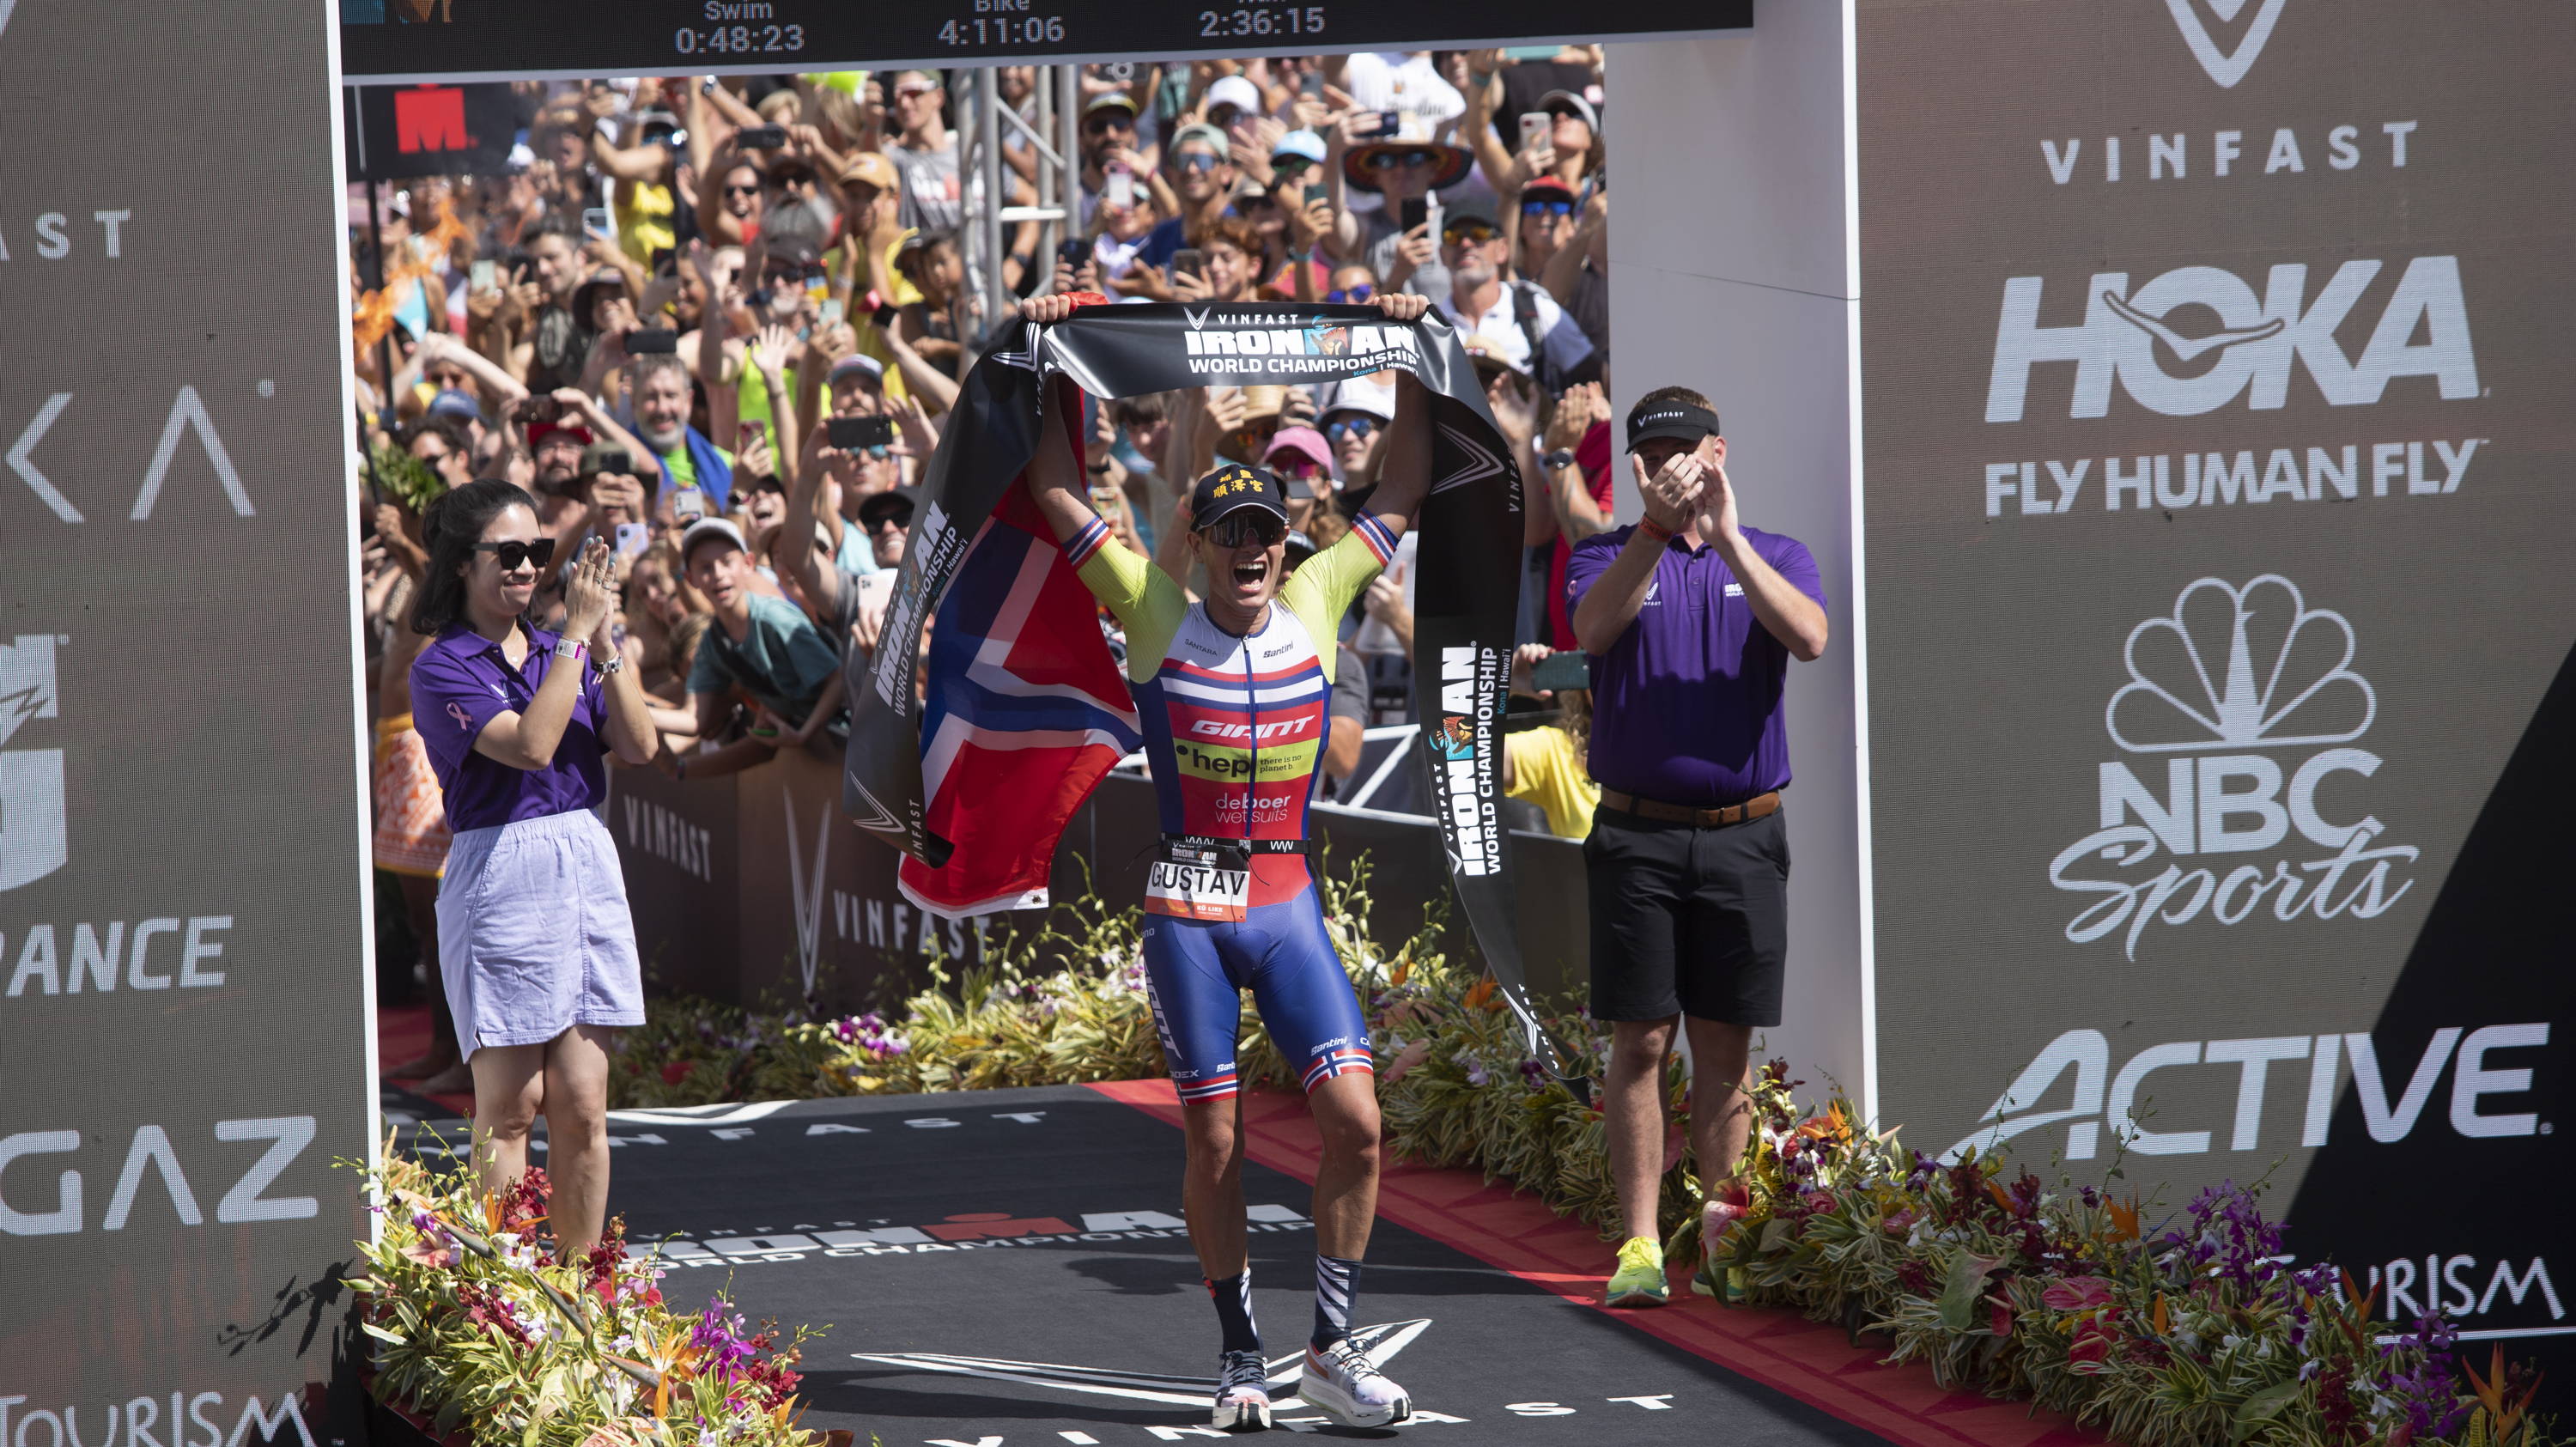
[
  {"x1": 349, "y1": 1150, "x2": 834, "y2": 1447},
  {"x1": 582, "y1": 858, "x2": 2553, "y2": 1447}
]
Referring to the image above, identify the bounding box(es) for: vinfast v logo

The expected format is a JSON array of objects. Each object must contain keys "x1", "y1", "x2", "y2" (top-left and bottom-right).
[
  {"x1": 1946, "y1": 1021, "x2": 2550, "y2": 1164},
  {"x1": 2164, "y1": 0, "x2": 2288, "y2": 89},
  {"x1": 2047, "y1": 576, "x2": 2418, "y2": 958},
  {"x1": 0, "y1": 635, "x2": 68, "y2": 891},
  {"x1": 1984, "y1": 257, "x2": 2478, "y2": 422}
]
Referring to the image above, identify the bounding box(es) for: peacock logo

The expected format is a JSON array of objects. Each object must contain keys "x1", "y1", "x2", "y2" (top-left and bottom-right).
[{"x1": 2105, "y1": 575, "x2": 2372, "y2": 754}]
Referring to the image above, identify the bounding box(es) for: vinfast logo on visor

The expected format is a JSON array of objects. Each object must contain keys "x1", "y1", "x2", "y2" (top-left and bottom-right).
[{"x1": 2163, "y1": 0, "x2": 2288, "y2": 88}]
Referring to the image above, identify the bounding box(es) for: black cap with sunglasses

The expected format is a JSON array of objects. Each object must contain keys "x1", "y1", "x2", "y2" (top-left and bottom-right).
[{"x1": 1189, "y1": 462, "x2": 1291, "y2": 547}]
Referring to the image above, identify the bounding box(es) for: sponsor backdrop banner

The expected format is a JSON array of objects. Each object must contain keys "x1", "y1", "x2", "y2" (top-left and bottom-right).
[
  {"x1": 1860, "y1": 0, "x2": 2576, "y2": 1363},
  {"x1": 0, "y1": 0, "x2": 372, "y2": 1431}
]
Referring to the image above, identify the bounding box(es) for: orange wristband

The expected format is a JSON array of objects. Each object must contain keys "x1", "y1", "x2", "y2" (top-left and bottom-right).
[{"x1": 1637, "y1": 516, "x2": 1674, "y2": 543}]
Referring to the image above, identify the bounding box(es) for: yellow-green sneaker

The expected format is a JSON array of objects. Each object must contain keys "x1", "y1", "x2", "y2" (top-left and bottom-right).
[{"x1": 1607, "y1": 1236, "x2": 1669, "y2": 1308}]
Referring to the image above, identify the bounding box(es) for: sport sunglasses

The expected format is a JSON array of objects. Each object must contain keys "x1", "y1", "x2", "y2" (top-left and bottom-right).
[
  {"x1": 1199, "y1": 510, "x2": 1288, "y2": 548},
  {"x1": 1362, "y1": 149, "x2": 1442, "y2": 172},
  {"x1": 1322, "y1": 416, "x2": 1376, "y2": 441},
  {"x1": 1521, "y1": 198, "x2": 1575, "y2": 217},
  {"x1": 1325, "y1": 284, "x2": 1373, "y2": 304},
  {"x1": 473, "y1": 538, "x2": 558, "y2": 571}
]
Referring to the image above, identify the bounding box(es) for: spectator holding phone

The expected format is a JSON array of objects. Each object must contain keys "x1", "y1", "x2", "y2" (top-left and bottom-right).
[
  {"x1": 1335, "y1": 126, "x2": 1471, "y2": 300},
  {"x1": 1501, "y1": 644, "x2": 1598, "y2": 840},
  {"x1": 1566, "y1": 389, "x2": 1828, "y2": 1310}
]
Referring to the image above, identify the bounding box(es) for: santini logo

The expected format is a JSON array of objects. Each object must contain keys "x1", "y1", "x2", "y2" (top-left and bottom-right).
[
  {"x1": 2165, "y1": 0, "x2": 2287, "y2": 88},
  {"x1": 1947, "y1": 1021, "x2": 2549, "y2": 1164},
  {"x1": 2048, "y1": 576, "x2": 2417, "y2": 958},
  {"x1": 1984, "y1": 256, "x2": 2477, "y2": 422},
  {"x1": 0, "y1": 634, "x2": 66, "y2": 891}
]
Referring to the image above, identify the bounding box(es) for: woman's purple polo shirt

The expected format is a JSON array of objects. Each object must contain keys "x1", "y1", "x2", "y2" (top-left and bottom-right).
[{"x1": 409, "y1": 621, "x2": 609, "y2": 833}]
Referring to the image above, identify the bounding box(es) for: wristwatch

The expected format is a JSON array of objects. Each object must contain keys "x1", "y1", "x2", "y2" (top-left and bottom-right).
[
  {"x1": 1543, "y1": 448, "x2": 1579, "y2": 473},
  {"x1": 597, "y1": 652, "x2": 626, "y2": 676}
]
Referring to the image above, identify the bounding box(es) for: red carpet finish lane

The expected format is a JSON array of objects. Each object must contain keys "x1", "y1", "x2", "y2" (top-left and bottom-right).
[{"x1": 1091, "y1": 1079, "x2": 2107, "y2": 1447}]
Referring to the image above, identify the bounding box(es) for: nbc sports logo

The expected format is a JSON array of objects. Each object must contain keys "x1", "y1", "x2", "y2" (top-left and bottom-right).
[
  {"x1": 2047, "y1": 575, "x2": 2418, "y2": 958},
  {"x1": 0, "y1": 634, "x2": 67, "y2": 891}
]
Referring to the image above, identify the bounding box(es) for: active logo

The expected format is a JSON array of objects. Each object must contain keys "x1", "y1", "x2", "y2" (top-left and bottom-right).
[
  {"x1": 0, "y1": 634, "x2": 66, "y2": 891},
  {"x1": 1947, "y1": 1020, "x2": 2549, "y2": 1163},
  {"x1": 2164, "y1": 0, "x2": 2287, "y2": 88},
  {"x1": 2047, "y1": 575, "x2": 2418, "y2": 958},
  {"x1": 1984, "y1": 256, "x2": 2477, "y2": 422}
]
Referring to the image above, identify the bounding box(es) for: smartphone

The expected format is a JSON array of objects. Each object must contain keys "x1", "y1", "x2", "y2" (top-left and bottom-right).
[
  {"x1": 817, "y1": 297, "x2": 844, "y2": 325},
  {"x1": 738, "y1": 418, "x2": 768, "y2": 451},
  {"x1": 470, "y1": 258, "x2": 497, "y2": 293},
  {"x1": 1396, "y1": 197, "x2": 1427, "y2": 232},
  {"x1": 594, "y1": 447, "x2": 634, "y2": 475},
  {"x1": 1519, "y1": 112, "x2": 1553, "y2": 155},
  {"x1": 737, "y1": 124, "x2": 789, "y2": 151},
  {"x1": 1057, "y1": 236, "x2": 1091, "y2": 273},
  {"x1": 1303, "y1": 180, "x2": 1327, "y2": 205},
  {"x1": 1375, "y1": 110, "x2": 1402, "y2": 137},
  {"x1": 672, "y1": 487, "x2": 707, "y2": 523},
  {"x1": 1105, "y1": 168, "x2": 1136, "y2": 209},
  {"x1": 1530, "y1": 651, "x2": 1591, "y2": 693},
  {"x1": 803, "y1": 271, "x2": 829, "y2": 309},
  {"x1": 582, "y1": 206, "x2": 614, "y2": 242},
  {"x1": 828, "y1": 414, "x2": 896, "y2": 449},
  {"x1": 1424, "y1": 194, "x2": 1444, "y2": 240},
  {"x1": 614, "y1": 522, "x2": 649, "y2": 557},
  {"x1": 626, "y1": 327, "x2": 679, "y2": 355},
  {"x1": 1301, "y1": 70, "x2": 1324, "y2": 100},
  {"x1": 1171, "y1": 247, "x2": 1205, "y2": 283}
]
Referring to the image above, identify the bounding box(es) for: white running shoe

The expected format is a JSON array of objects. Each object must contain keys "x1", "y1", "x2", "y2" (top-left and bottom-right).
[
  {"x1": 1299, "y1": 1339, "x2": 1413, "y2": 1428},
  {"x1": 1212, "y1": 1349, "x2": 1272, "y2": 1432}
]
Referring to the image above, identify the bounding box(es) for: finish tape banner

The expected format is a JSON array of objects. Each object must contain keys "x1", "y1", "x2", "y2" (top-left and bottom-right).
[
  {"x1": 844, "y1": 303, "x2": 1579, "y2": 1078},
  {"x1": 0, "y1": 0, "x2": 374, "y2": 1432},
  {"x1": 1858, "y1": 0, "x2": 2576, "y2": 1370}
]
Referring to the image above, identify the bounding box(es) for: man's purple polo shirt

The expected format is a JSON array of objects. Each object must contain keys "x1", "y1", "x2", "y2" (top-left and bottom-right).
[
  {"x1": 410, "y1": 621, "x2": 609, "y2": 833},
  {"x1": 1564, "y1": 524, "x2": 1826, "y2": 806}
]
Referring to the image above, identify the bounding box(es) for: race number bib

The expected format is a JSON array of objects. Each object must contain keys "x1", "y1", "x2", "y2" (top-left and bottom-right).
[{"x1": 1146, "y1": 843, "x2": 1250, "y2": 921}]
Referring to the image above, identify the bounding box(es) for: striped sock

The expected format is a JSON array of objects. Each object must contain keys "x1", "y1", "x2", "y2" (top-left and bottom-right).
[
  {"x1": 1205, "y1": 1271, "x2": 1261, "y2": 1356},
  {"x1": 1310, "y1": 1254, "x2": 1363, "y2": 1351}
]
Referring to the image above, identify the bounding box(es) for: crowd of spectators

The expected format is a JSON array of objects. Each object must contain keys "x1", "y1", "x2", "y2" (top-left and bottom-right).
[{"x1": 356, "y1": 52, "x2": 1623, "y2": 1065}]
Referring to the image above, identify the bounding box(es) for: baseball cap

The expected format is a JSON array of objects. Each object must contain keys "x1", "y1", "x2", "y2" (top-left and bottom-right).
[
  {"x1": 1189, "y1": 461, "x2": 1291, "y2": 529},
  {"x1": 425, "y1": 388, "x2": 481, "y2": 422},
  {"x1": 1625, "y1": 396, "x2": 1723, "y2": 453},
  {"x1": 1439, "y1": 193, "x2": 1501, "y2": 241},
  {"x1": 1170, "y1": 123, "x2": 1229, "y2": 158},
  {"x1": 837, "y1": 150, "x2": 899, "y2": 194},
  {"x1": 1539, "y1": 88, "x2": 1601, "y2": 133},
  {"x1": 679, "y1": 515, "x2": 749, "y2": 567},
  {"x1": 763, "y1": 231, "x2": 824, "y2": 271},
  {"x1": 1264, "y1": 425, "x2": 1334, "y2": 477},
  {"x1": 576, "y1": 441, "x2": 631, "y2": 478},
  {"x1": 526, "y1": 417, "x2": 595, "y2": 451},
  {"x1": 856, "y1": 484, "x2": 920, "y2": 529},
  {"x1": 1272, "y1": 129, "x2": 1327, "y2": 167},
  {"x1": 1204, "y1": 75, "x2": 1261, "y2": 119},
  {"x1": 1083, "y1": 91, "x2": 1139, "y2": 119},
  {"x1": 827, "y1": 353, "x2": 886, "y2": 387},
  {"x1": 1319, "y1": 374, "x2": 1395, "y2": 424},
  {"x1": 1519, "y1": 176, "x2": 1579, "y2": 209}
]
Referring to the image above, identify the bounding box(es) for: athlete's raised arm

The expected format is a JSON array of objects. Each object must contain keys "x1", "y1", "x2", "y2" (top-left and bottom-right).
[
  {"x1": 1014, "y1": 298, "x2": 1097, "y2": 546},
  {"x1": 1354, "y1": 292, "x2": 1432, "y2": 538}
]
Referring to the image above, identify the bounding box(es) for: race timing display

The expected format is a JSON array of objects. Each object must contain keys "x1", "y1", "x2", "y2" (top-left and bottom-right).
[{"x1": 339, "y1": 0, "x2": 1747, "y2": 81}]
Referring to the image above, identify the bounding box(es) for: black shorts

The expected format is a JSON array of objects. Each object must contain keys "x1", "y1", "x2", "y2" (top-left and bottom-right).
[{"x1": 1583, "y1": 804, "x2": 1789, "y2": 1026}]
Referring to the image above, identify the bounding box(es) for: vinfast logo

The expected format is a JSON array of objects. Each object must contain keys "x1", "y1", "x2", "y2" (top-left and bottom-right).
[
  {"x1": 1945, "y1": 1021, "x2": 2550, "y2": 1164},
  {"x1": 2047, "y1": 576, "x2": 2418, "y2": 958},
  {"x1": 0, "y1": 634, "x2": 67, "y2": 891},
  {"x1": 2164, "y1": 0, "x2": 2287, "y2": 88},
  {"x1": 1984, "y1": 257, "x2": 2478, "y2": 422}
]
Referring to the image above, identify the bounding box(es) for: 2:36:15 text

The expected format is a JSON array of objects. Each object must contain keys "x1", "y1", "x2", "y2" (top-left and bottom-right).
[{"x1": 1201, "y1": 6, "x2": 1324, "y2": 35}]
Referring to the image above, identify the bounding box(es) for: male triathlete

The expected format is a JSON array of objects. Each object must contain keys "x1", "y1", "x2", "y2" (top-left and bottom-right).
[{"x1": 1017, "y1": 289, "x2": 1434, "y2": 1431}]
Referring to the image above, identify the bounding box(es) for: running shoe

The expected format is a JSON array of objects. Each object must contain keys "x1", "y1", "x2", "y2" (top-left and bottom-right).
[
  {"x1": 1212, "y1": 1349, "x2": 1271, "y2": 1432},
  {"x1": 1299, "y1": 1339, "x2": 1413, "y2": 1428},
  {"x1": 1607, "y1": 1235, "x2": 1669, "y2": 1308}
]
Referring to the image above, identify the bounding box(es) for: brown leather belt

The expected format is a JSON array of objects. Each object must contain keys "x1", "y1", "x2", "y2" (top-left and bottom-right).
[{"x1": 1597, "y1": 788, "x2": 1781, "y2": 827}]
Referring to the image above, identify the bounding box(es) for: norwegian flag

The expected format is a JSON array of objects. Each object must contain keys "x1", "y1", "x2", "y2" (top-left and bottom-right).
[{"x1": 898, "y1": 483, "x2": 1143, "y2": 917}]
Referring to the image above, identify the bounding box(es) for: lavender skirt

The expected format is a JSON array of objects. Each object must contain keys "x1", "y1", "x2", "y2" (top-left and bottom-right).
[{"x1": 436, "y1": 808, "x2": 644, "y2": 1059}]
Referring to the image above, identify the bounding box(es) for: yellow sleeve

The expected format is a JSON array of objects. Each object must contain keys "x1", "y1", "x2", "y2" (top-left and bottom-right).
[
  {"x1": 1066, "y1": 514, "x2": 1187, "y2": 682},
  {"x1": 1280, "y1": 514, "x2": 1399, "y2": 677}
]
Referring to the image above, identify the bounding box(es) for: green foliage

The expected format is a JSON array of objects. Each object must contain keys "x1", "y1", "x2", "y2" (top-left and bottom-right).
[{"x1": 368, "y1": 441, "x2": 446, "y2": 515}]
